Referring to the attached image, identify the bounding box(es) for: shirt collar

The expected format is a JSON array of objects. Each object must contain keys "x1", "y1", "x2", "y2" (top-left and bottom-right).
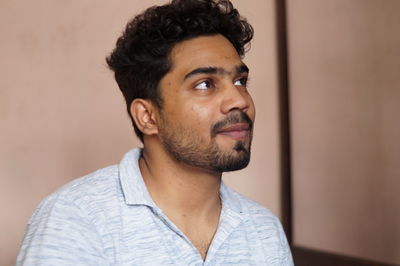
[
  {"x1": 118, "y1": 148, "x2": 158, "y2": 208},
  {"x1": 220, "y1": 181, "x2": 244, "y2": 214},
  {"x1": 119, "y1": 148, "x2": 244, "y2": 215}
]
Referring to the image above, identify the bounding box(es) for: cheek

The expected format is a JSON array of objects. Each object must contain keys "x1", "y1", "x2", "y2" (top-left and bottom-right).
[{"x1": 189, "y1": 103, "x2": 215, "y2": 129}]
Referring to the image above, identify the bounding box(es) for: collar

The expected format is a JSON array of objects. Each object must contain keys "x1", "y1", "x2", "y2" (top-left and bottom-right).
[
  {"x1": 220, "y1": 181, "x2": 244, "y2": 215},
  {"x1": 118, "y1": 148, "x2": 158, "y2": 208},
  {"x1": 118, "y1": 148, "x2": 244, "y2": 215}
]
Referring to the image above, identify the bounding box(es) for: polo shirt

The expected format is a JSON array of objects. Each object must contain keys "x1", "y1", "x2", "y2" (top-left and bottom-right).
[{"x1": 17, "y1": 148, "x2": 293, "y2": 265}]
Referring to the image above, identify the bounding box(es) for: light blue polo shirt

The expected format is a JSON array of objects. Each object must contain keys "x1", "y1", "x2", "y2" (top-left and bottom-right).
[{"x1": 17, "y1": 148, "x2": 293, "y2": 265}]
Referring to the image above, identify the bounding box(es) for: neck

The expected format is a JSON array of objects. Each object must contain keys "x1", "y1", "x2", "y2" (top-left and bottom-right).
[{"x1": 139, "y1": 144, "x2": 222, "y2": 218}]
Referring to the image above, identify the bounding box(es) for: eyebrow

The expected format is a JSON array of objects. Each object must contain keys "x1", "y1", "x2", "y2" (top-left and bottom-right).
[{"x1": 184, "y1": 64, "x2": 249, "y2": 80}]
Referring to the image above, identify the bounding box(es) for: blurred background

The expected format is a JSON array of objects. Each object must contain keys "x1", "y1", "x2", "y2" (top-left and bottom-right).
[
  {"x1": 286, "y1": 1, "x2": 400, "y2": 265},
  {"x1": 0, "y1": 0, "x2": 398, "y2": 265}
]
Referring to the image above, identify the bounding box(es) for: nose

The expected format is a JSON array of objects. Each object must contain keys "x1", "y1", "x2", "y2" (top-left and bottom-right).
[{"x1": 220, "y1": 83, "x2": 252, "y2": 114}]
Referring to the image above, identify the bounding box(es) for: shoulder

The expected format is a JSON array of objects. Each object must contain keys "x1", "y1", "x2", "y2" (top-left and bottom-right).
[
  {"x1": 17, "y1": 165, "x2": 120, "y2": 265},
  {"x1": 223, "y1": 186, "x2": 289, "y2": 243},
  {"x1": 240, "y1": 194, "x2": 280, "y2": 223},
  {"x1": 59, "y1": 165, "x2": 119, "y2": 199},
  {"x1": 30, "y1": 165, "x2": 120, "y2": 224},
  {"x1": 223, "y1": 187, "x2": 293, "y2": 264},
  {"x1": 230, "y1": 189, "x2": 294, "y2": 264},
  {"x1": 238, "y1": 194, "x2": 285, "y2": 238},
  {"x1": 223, "y1": 185, "x2": 280, "y2": 223}
]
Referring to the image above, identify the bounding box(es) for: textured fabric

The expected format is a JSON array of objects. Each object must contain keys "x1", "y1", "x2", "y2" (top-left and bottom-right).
[{"x1": 17, "y1": 148, "x2": 293, "y2": 265}]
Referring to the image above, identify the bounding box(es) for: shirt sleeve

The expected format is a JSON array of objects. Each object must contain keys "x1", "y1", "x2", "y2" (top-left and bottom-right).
[{"x1": 16, "y1": 193, "x2": 109, "y2": 266}]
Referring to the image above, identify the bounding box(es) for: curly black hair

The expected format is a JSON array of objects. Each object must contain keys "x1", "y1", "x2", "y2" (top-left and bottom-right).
[{"x1": 106, "y1": 0, "x2": 254, "y2": 142}]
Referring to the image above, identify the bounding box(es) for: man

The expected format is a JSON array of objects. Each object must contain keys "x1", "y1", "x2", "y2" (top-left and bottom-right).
[{"x1": 17, "y1": 0, "x2": 293, "y2": 265}]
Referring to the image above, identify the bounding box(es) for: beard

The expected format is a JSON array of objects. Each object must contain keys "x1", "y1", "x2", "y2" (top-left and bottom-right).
[{"x1": 158, "y1": 111, "x2": 253, "y2": 173}]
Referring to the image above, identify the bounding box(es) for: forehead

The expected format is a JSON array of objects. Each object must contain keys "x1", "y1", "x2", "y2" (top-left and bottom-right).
[{"x1": 168, "y1": 34, "x2": 243, "y2": 73}]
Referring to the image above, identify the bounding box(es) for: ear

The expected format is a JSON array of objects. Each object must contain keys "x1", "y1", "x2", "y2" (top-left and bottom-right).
[{"x1": 130, "y1": 99, "x2": 159, "y2": 137}]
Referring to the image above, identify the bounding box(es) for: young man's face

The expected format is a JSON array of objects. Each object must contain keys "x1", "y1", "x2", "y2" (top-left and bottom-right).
[{"x1": 157, "y1": 34, "x2": 256, "y2": 173}]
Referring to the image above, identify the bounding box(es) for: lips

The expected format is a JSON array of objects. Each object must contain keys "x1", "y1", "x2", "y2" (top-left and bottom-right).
[{"x1": 216, "y1": 123, "x2": 250, "y2": 140}]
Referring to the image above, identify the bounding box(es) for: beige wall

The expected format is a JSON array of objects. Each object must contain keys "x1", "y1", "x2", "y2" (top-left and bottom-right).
[
  {"x1": 0, "y1": 1, "x2": 281, "y2": 265},
  {"x1": 288, "y1": 0, "x2": 400, "y2": 264}
]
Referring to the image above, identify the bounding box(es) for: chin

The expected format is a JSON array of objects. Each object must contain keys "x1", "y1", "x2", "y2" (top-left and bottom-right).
[
  {"x1": 214, "y1": 155, "x2": 250, "y2": 172},
  {"x1": 213, "y1": 142, "x2": 251, "y2": 172}
]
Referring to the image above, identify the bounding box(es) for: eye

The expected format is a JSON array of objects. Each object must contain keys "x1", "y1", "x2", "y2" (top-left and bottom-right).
[
  {"x1": 194, "y1": 79, "x2": 214, "y2": 90},
  {"x1": 234, "y1": 77, "x2": 248, "y2": 87}
]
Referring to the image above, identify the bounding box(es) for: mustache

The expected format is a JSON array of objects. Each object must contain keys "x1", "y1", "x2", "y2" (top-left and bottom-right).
[{"x1": 211, "y1": 111, "x2": 253, "y2": 138}]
